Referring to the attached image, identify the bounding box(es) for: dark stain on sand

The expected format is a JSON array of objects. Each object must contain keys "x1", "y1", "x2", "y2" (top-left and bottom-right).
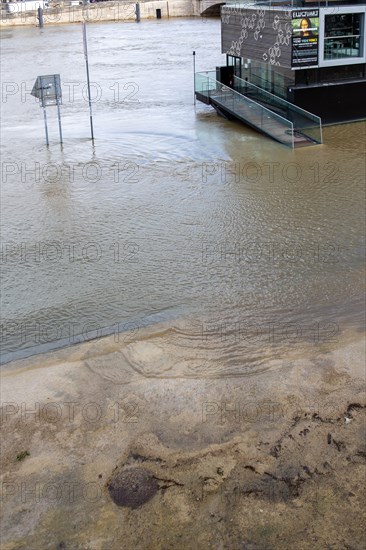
[{"x1": 107, "y1": 466, "x2": 159, "y2": 509}]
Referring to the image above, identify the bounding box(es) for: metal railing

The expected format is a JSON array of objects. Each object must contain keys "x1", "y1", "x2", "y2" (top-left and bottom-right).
[
  {"x1": 195, "y1": 71, "x2": 295, "y2": 147},
  {"x1": 233, "y1": 75, "x2": 323, "y2": 144}
]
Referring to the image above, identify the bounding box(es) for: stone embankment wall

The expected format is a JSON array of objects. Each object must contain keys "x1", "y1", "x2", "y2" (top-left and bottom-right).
[{"x1": 0, "y1": 0, "x2": 200, "y2": 28}]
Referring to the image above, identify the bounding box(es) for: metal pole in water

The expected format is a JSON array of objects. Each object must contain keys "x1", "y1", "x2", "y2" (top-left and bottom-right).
[
  {"x1": 56, "y1": 99, "x2": 63, "y2": 144},
  {"x1": 82, "y1": 22, "x2": 95, "y2": 142},
  {"x1": 135, "y1": 3, "x2": 140, "y2": 22},
  {"x1": 40, "y1": 83, "x2": 49, "y2": 146},
  {"x1": 54, "y1": 74, "x2": 63, "y2": 144},
  {"x1": 43, "y1": 106, "x2": 49, "y2": 146},
  {"x1": 37, "y1": 7, "x2": 44, "y2": 28},
  {"x1": 193, "y1": 51, "x2": 196, "y2": 106}
]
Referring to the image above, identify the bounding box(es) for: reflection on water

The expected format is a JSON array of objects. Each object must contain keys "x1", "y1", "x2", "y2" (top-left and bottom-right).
[{"x1": 0, "y1": 19, "x2": 365, "y2": 367}]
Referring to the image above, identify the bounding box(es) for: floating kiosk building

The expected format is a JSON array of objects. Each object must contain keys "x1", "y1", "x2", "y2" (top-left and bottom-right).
[{"x1": 195, "y1": 1, "x2": 366, "y2": 147}]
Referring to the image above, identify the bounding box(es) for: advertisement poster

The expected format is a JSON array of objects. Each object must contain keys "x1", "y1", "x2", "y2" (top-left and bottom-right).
[{"x1": 292, "y1": 10, "x2": 319, "y2": 67}]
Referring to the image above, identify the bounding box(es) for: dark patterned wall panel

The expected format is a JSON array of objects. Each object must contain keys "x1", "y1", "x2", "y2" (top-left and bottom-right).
[{"x1": 221, "y1": 7, "x2": 293, "y2": 68}]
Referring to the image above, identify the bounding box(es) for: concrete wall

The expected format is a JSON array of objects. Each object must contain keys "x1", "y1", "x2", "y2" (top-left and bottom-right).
[{"x1": 0, "y1": 0, "x2": 199, "y2": 27}]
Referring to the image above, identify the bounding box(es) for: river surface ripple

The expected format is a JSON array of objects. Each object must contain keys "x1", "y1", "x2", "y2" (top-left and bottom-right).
[{"x1": 1, "y1": 19, "x2": 365, "y2": 369}]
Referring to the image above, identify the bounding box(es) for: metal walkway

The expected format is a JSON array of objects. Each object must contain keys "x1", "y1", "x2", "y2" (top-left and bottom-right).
[{"x1": 195, "y1": 71, "x2": 322, "y2": 148}]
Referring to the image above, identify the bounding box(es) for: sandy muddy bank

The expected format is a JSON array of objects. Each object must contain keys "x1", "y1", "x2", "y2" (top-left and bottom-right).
[{"x1": 1, "y1": 323, "x2": 365, "y2": 549}]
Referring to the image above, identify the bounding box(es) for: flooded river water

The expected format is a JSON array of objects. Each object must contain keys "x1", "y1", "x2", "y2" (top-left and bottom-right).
[{"x1": 0, "y1": 18, "x2": 365, "y2": 368}]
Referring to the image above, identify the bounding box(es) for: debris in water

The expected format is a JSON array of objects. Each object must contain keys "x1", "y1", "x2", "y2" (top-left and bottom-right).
[{"x1": 16, "y1": 450, "x2": 30, "y2": 462}]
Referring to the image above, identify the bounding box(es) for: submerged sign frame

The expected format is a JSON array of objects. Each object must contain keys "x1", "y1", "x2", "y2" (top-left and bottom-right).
[
  {"x1": 31, "y1": 74, "x2": 63, "y2": 146},
  {"x1": 31, "y1": 74, "x2": 62, "y2": 107}
]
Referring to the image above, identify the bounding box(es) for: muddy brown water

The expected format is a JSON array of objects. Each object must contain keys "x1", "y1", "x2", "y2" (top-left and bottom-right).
[{"x1": 1, "y1": 19, "x2": 365, "y2": 370}]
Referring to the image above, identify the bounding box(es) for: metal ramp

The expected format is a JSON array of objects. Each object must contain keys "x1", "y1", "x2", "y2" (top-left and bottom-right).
[{"x1": 195, "y1": 71, "x2": 322, "y2": 148}]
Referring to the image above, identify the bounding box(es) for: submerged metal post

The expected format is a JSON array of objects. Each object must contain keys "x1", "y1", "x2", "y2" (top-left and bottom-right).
[
  {"x1": 82, "y1": 22, "x2": 95, "y2": 142},
  {"x1": 42, "y1": 106, "x2": 49, "y2": 146},
  {"x1": 56, "y1": 99, "x2": 63, "y2": 144},
  {"x1": 37, "y1": 7, "x2": 44, "y2": 28},
  {"x1": 53, "y1": 73, "x2": 63, "y2": 144},
  {"x1": 40, "y1": 84, "x2": 49, "y2": 146},
  {"x1": 193, "y1": 51, "x2": 196, "y2": 106}
]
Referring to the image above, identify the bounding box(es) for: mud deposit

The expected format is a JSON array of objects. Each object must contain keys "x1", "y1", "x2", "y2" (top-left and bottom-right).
[
  {"x1": 108, "y1": 467, "x2": 159, "y2": 509},
  {"x1": 1, "y1": 326, "x2": 365, "y2": 549}
]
